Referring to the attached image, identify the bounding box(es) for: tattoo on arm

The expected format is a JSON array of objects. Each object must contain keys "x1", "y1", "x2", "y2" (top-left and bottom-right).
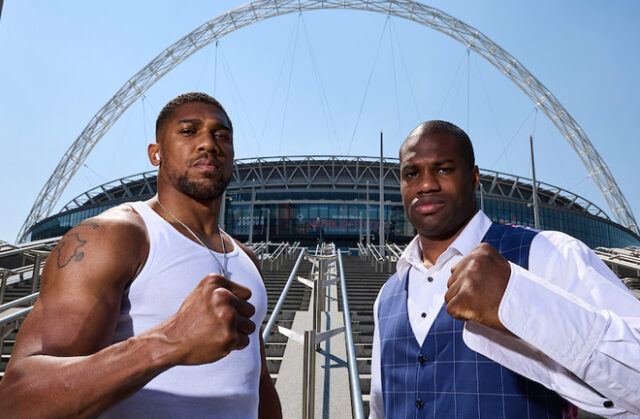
[{"x1": 55, "y1": 221, "x2": 100, "y2": 269}]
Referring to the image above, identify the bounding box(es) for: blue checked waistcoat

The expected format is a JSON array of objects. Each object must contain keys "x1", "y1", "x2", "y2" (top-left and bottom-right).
[{"x1": 378, "y1": 223, "x2": 564, "y2": 418}]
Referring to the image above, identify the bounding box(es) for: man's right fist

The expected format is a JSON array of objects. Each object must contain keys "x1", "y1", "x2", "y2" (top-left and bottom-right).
[{"x1": 165, "y1": 274, "x2": 256, "y2": 365}]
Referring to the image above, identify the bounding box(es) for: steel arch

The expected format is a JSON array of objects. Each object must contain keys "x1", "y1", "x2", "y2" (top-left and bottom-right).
[{"x1": 18, "y1": 0, "x2": 638, "y2": 240}]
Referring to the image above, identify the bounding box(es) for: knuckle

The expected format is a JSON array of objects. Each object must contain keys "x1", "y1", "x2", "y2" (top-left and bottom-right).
[
  {"x1": 209, "y1": 274, "x2": 224, "y2": 285},
  {"x1": 218, "y1": 305, "x2": 235, "y2": 322},
  {"x1": 212, "y1": 287, "x2": 231, "y2": 304}
]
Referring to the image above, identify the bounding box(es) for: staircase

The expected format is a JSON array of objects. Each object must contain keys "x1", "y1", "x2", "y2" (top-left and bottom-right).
[
  {"x1": 260, "y1": 255, "x2": 313, "y2": 383},
  {"x1": 338, "y1": 255, "x2": 394, "y2": 417}
]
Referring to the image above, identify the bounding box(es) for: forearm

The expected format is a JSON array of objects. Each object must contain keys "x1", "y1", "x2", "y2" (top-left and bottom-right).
[
  {"x1": 0, "y1": 330, "x2": 178, "y2": 418},
  {"x1": 464, "y1": 262, "x2": 640, "y2": 416},
  {"x1": 498, "y1": 265, "x2": 640, "y2": 414}
]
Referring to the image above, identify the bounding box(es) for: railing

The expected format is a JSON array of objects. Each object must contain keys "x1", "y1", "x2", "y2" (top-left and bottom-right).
[
  {"x1": 277, "y1": 243, "x2": 363, "y2": 419},
  {"x1": 0, "y1": 293, "x2": 40, "y2": 360},
  {"x1": 385, "y1": 243, "x2": 402, "y2": 261},
  {"x1": 270, "y1": 242, "x2": 289, "y2": 260},
  {"x1": 0, "y1": 252, "x2": 47, "y2": 304},
  {"x1": 366, "y1": 243, "x2": 385, "y2": 262},
  {"x1": 287, "y1": 241, "x2": 301, "y2": 254},
  {"x1": 337, "y1": 250, "x2": 365, "y2": 419},
  {"x1": 262, "y1": 248, "x2": 307, "y2": 340},
  {"x1": 0, "y1": 292, "x2": 39, "y2": 313},
  {"x1": 357, "y1": 241, "x2": 367, "y2": 256}
]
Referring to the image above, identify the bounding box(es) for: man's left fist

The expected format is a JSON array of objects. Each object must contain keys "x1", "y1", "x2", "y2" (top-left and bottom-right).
[{"x1": 444, "y1": 243, "x2": 512, "y2": 332}]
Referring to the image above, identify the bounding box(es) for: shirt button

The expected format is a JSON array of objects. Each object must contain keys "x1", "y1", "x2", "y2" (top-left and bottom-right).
[
  {"x1": 418, "y1": 355, "x2": 426, "y2": 364},
  {"x1": 415, "y1": 398, "x2": 424, "y2": 408},
  {"x1": 421, "y1": 312, "x2": 426, "y2": 318},
  {"x1": 603, "y1": 400, "x2": 614, "y2": 408},
  {"x1": 427, "y1": 276, "x2": 434, "y2": 282}
]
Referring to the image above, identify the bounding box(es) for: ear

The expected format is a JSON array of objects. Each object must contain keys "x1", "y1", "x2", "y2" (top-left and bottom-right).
[
  {"x1": 148, "y1": 143, "x2": 161, "y2": 167},
  {"x1": 471, "y1": 165, "x2": 480, "y2": 190}
]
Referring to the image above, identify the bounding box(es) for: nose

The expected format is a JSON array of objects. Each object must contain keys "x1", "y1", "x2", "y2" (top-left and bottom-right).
[
  {"x1": 197, "y1": 132, "x2": 221, "y2": 155},
  {"x1": 417, "y1": 171, "x2": 440, "y2": 194}
]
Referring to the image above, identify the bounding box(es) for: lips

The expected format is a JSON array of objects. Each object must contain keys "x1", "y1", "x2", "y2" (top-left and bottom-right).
[
  {"x1": 411, "y1": 196, "x2": 445, "y2": 215},
  {"x1": 192, "y1": 158, "x2": 219, "y2": 172}
]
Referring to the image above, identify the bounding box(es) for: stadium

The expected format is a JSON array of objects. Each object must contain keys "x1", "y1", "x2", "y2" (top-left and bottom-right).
[{"x1": 25, "y1": 155, "x2": 640, "y2": 249}]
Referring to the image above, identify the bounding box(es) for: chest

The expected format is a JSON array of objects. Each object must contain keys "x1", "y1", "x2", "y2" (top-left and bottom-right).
[{"x1": 126, "y1": 246, "x2": 267, "y2": 329}]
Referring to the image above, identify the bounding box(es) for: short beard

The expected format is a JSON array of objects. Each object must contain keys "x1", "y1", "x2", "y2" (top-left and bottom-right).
[{"x1": 174, "y1": 171, "x2": 230, "y2": 201}]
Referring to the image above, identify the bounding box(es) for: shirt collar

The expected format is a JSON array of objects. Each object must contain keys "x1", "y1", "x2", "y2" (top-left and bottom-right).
[{"x1": 396, "y1": 210, "x2": 492, "y2": 277}]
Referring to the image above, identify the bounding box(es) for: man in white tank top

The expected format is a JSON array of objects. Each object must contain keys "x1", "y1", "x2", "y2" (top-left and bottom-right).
[{"x1": 0, "y1": 93, "x2": 282, "y2": 418}]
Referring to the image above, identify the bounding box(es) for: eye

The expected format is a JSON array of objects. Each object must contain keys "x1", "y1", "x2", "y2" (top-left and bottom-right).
[
  {"x1": 403, "y1": 171, "x2": 417, "y2": 179},
  {"x1": 437, "y1": 167, "x2": 453, "y2": 174},
  {"x1": 180, "y1": 128, "x2": 196, "y2": 135},
  {"x1": 213, "y1": 131, "x2": 230, "y2": 141}
]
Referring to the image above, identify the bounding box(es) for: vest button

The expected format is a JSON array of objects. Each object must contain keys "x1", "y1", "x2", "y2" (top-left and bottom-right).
[
  {"x1": 603, "y1": 400, "x2": 614, "y2": 408},
  {"x1": 415, "y1": 398, "x2": 424, "y2": 408},
  {"x1": 418, "y1": 355, "x2": 426, "y2": 364}
]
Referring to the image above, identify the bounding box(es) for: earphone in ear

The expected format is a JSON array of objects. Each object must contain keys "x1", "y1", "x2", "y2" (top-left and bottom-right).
[{"x1": 155, "y1": 153, "x2": 161, "y2": 161}]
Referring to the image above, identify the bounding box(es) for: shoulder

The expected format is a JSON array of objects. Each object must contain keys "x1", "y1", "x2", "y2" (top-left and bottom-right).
[
  {"x1": 529, "y1": 229, "x2": 622, "y2": 283},
  {"x1": 91, "y1": 203, "x2": 148, "y2": 239},
  {"x1": 45, "y1": 204, "x2": 149, "y2": 285},
  {"x1": 530, "y1": 229, "x2": 587, "y2": 258}
]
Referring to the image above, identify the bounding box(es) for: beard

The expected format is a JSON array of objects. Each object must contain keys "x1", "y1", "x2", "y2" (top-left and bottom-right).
[{"x1": 173, "y1": 170, "x2": 231, "y2": 201}]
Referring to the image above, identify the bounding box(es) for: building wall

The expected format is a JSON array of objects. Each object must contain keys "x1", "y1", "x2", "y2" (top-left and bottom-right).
[{"x1": 28, "y1": 192, "x2": 639, "y2": 249}]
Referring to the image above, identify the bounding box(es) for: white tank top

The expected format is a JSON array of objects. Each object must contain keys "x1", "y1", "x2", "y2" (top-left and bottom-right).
[{"x1": 100, "y1": 201, "x2": 267, "y2": 419}]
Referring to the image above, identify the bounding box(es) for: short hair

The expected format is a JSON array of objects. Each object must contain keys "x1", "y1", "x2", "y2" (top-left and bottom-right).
[
  {"x1": 402, "y1": 120, "x2": 475, "y2": 169},
  {"x1": 155, "y1": 92, "x2": 233, "y2": 138}
]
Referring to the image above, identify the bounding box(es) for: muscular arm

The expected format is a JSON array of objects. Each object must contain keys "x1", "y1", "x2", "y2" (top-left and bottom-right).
[
  {"x1": 0, "y1": 209, "x2": 256, "y2": 418},
  {"x1": 0, "y1": 210, "x2": 164, "y2": 417},
  {"x1": 235, "y1": 240, "x2": 283, "y2": 419}
]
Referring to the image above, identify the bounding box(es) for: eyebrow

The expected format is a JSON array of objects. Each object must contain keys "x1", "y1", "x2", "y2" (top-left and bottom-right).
[
  {"x1": 401, "y1": 159, "x2": 455, "y2": 169},
  {"x1": 177, "y1": 119, "x2": 231, "y2": 131},
  {"x1": 433, "y1": 159, "x2": 455, "y2": 166}
]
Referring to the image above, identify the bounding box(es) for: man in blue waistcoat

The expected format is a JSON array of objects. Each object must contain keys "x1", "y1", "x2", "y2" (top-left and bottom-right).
[{"x1": 369, "y1": 120, "x2": 640, "y2": 418}]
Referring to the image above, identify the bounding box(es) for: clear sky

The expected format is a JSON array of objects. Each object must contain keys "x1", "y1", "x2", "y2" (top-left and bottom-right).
[{"x1": 1, "y1": 0, "x2": 639, "y2": 242}]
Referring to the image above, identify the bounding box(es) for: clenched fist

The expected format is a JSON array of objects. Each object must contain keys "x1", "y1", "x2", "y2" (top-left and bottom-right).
[
  {"x1": 160, "y1": 273, "x2": 256, "y2": 366},
  {"x1": 444, "y1": 243, "x2": 511, "y2": 332}
]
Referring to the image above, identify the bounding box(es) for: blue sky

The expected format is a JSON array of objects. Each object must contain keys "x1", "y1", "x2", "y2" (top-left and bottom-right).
[{"x1": 1, "y1": 1, "x2": 639, "y2": 242}]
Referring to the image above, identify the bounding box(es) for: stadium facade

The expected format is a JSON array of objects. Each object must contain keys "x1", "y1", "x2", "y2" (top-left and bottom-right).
[{"x1": 24, "y1": 156, "x2": 640, "y2": 249}]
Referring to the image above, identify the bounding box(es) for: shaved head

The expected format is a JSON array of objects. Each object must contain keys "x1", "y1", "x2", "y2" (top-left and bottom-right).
[
  {"x1": 156, "y1": 92, "x2": 232, "y2": 141},
  {"x1": 400, "y1": 120, "x2": 474, "y2": 169}
]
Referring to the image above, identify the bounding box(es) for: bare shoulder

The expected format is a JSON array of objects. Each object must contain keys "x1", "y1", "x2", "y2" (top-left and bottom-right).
[
  {"x1": 50, "y1": 205, "x2": 148, "y2": 271},
  {"x1": 10, "y1": 205, "x2": 150, "y2": 360}
]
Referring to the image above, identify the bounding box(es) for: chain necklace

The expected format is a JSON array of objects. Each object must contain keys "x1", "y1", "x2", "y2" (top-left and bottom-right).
[{"x1": 156, "y1": 198, "x2": 228, "y2": 279}]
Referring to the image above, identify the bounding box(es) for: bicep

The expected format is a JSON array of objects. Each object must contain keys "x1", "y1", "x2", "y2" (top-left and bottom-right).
[{"x1": 10, "y1": 219, "x2": 143, "y2": 361}]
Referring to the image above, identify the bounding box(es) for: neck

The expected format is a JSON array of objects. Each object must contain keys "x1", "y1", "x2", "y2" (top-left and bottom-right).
[
  {"x1": 419, "y1": 210, "x2": 478, "y2": 267},
  {"x1": 154, "y1": 185, "x2": 222, "y2": 237}
]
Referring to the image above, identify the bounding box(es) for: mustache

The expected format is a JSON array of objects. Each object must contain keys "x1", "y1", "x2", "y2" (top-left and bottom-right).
[
  {"x1": 189, "y1": 153, "x2": 222, "y2": 167},
  {"x1": 411, "y1": 196, "x2": 444, "y2": 206}
]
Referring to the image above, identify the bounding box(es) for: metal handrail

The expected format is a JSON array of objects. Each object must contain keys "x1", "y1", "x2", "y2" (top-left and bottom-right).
[
  {"x1": 0, "y1": 293, "x2": 39, "y2": 312},
  {"x1": 337, "y1": 250, "x2": 365, "y2": 419},
  {"x1": 385, "y1": 243, "x2": 402, "y2": 260},
  {"x1": 0, "y1": 238, "x2": 59, "y2": 258},
  {"x1": 262, "y1": 248, "x2": 307, "y2": 341},
  {"x1": 271, "y1": 242, "x2": 289, "y2": 259},
  {"x1": 367, "y1": 243, "x2": 384, "y2": 262},
  {"x1": 287, "y1": 241, "x2": 300, "y2": 254},
  {"x1": 357, "y1": 241, "x2": 367, "y2": 256},
  {"x1": 0, "y1": 306, "x2": 33, "y2": 327}
]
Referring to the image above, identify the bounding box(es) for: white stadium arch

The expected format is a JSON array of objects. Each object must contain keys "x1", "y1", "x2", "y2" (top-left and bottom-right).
[{"x1": 18, "y1": 0, "x2": 638, "y2": 240}]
